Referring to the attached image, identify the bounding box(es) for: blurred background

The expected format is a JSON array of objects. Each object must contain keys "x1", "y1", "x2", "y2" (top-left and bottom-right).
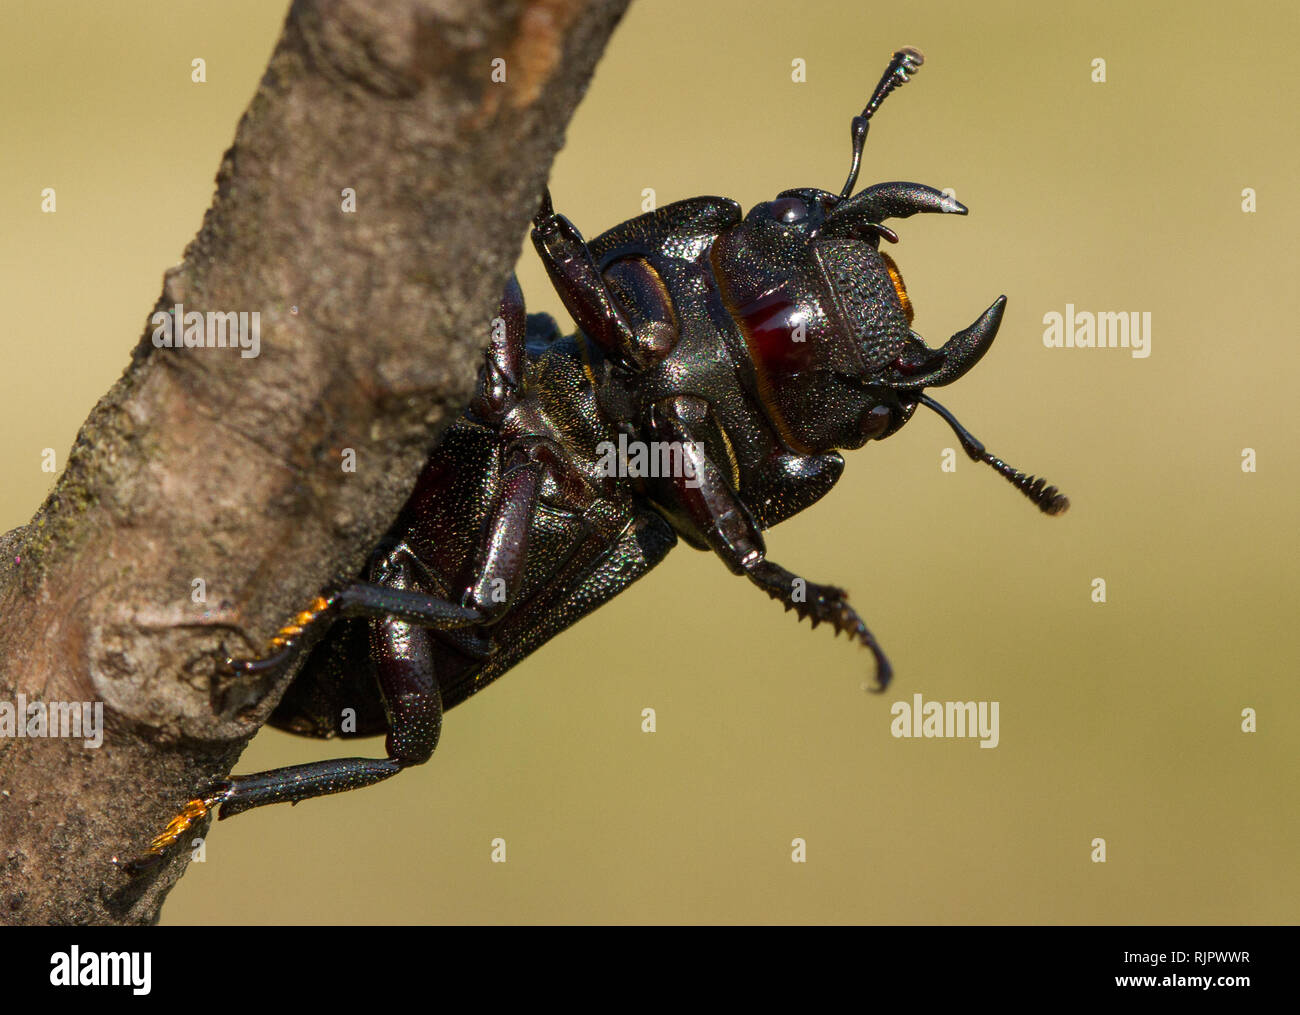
[{"x1": 1, "y1": 0, "x2": 1295, "y2": 924}]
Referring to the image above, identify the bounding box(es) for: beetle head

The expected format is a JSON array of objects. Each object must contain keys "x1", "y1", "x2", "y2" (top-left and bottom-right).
[
  {"x1": 711, "y1": 47, "x2": 1067, "y2": 515},
  {"x1": 713, "y1": 181, "x2": 1004, "y2": 453}
]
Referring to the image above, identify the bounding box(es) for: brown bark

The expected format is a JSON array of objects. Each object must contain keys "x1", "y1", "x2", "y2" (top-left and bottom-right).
[{"x1": 0, "y1": 0, "x2": 629, "y2": 925}]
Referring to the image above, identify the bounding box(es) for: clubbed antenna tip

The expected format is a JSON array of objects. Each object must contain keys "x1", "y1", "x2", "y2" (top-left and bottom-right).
[
  {"x1": 919, "y1": 395, "x2": 1070, "y2": 516},
  {"x1": 838, "y1": 47, "x2": 927, "y2": 200}
]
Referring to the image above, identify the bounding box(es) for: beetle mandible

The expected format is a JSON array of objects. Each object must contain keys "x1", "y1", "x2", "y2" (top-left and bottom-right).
[{"x1": 132, "y1": 47, "x2": 1068, "y2": 867}]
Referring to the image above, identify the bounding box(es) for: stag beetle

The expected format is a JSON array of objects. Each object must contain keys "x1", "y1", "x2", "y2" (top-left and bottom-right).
[{"x1": 131, "y1": 47, "x2": 1067, "y2": 868}]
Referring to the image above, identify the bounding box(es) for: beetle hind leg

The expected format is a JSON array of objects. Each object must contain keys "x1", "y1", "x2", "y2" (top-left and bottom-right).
[
  {"x1": 211, "y1": 612, "x2": 441, "y2": 821},
  {"x1": 202, "y1": 756, "x2": 409, "y2": 820},
  {"x1": 124, "y1": 564, "x2": 459, "y2": 873}
]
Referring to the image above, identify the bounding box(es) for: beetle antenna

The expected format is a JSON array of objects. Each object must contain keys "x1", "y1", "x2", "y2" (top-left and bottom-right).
[
  {"x1": 919, "y1": 394, "x2": 1070, "y2": 516},
  {"x1": 838, "y1": 47, "x2": 925, "y2": 201}
]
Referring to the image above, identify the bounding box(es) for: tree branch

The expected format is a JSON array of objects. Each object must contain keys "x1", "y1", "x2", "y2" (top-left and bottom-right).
[{"x1": 0, "y1": 0, "x2": 629, "y2": 925}]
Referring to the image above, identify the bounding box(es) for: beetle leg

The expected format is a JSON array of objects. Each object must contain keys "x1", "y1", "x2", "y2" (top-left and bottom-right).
[
  {"x1": 128, "y1": 632, "x2": 441, "y2": 866},
  {"x1": 224, "y1": 580, "x2": 481, "y2": 680},
  {"x1": 468, "y1": 273, "x2": 527, "y2": 425},
  {"x1": 463, "y1": 448, "x2": 542, "y2": 621},
  {"x1": 646, "y1": 396, "x2": 892, "y2": 689},
  {"x1": 741, "y1": 559, "x2": 892, "y2": 690},
  {"x1": 531, "y1": 187, "x2": 649, "y2": 369},
  {"x1": 127, "y1": 450, "x2": 553, "y2": 869},
  {"x1": 215, "y1": 611, "x2": 444, "y2": 820},
  {"x1": 124, "y1": 563, "x2": 451, "y2": 871}
]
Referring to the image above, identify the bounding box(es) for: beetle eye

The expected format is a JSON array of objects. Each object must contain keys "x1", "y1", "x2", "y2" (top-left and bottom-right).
[
  {"x1": 878, "y1": 250, "x2": 914, "y2": 325},
  {"x1": 771, "y1": 197, "x2": 808, "y2": 224},
  {"x1": 861, "y1": 404, "x2": 893, "y2": 440}
]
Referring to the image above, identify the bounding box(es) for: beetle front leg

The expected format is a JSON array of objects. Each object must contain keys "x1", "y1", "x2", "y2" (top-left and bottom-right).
[
  {"x1": 646, "y1": 396, "x2": 892, "y2": 689},
  {"x1": 531, "y1": 188, "x2": 648, "y2": 369},
  {"x1": 740, "y1": 559, "x2": 892, "y2": 690}
]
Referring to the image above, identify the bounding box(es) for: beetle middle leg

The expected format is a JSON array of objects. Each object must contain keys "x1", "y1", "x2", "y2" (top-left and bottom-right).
[
  {"x1": 221, "y1": 577, "x2": 480, "y2": 681},
  {"x1": 468, "y1": 272, "x2": 527, "y2": 425}
]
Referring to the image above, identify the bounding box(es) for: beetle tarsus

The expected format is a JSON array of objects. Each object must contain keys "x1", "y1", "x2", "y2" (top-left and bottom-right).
[{"x1": 116, "y1": 783, "x2": 232, "y2": 876}]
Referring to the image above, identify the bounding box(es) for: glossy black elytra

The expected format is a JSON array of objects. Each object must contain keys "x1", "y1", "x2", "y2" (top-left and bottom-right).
[{"x1": 130, "y1": 47, "x2": 1068, "y2": 868}]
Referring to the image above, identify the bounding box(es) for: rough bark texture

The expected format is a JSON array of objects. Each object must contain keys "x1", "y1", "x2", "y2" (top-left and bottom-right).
[{"x1": 0, "y1": 0, "x2": 629, "y2": 925}]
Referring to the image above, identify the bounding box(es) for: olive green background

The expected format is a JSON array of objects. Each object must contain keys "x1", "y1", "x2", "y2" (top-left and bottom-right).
[{"x1": 1, "y1": 0, "x2": 1295, "y2": 924}]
